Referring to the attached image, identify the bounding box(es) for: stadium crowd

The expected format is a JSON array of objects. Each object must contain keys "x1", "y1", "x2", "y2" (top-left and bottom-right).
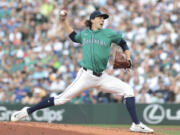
[{"x1": 0, "y1": 0, "x2": 180, "y2": 104}]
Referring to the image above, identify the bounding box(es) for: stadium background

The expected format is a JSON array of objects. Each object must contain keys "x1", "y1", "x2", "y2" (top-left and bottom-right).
[{"x1": 0, "y1": 0, "x2": 180, "y2": 134}]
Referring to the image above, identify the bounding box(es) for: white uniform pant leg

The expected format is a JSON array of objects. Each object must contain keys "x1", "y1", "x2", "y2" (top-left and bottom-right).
[
  {"x1": 54, "y1": 68, "x2": 99, "y2": 105},
  {"x1": 98, "y1": 73, "x2": 134, "y2": 98}
]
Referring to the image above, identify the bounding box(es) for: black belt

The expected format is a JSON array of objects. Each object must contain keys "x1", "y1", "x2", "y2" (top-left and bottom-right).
[{"x1": 83, "y1": 67, "x2": 102, "y2": 77}]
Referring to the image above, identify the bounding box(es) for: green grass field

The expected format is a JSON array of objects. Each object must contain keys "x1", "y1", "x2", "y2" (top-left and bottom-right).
[
  {"x1": 83, "y1": 124, "x2": 180, "y2": 135},
  {"x1": 150, "y1": 125, "x2": 180, "y2": 135}
]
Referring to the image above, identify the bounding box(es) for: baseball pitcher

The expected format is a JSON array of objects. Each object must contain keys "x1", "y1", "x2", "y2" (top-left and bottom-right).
[{"x1": 11, "y1": 10, "x2": 153, "y2": 133}]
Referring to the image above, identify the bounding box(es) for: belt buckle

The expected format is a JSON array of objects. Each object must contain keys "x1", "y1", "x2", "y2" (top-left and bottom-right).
[
  {"x1": 83, "y1": 67, "x2": 102, "y2": 77},
  {"x1": 83, "y1": 67, "x2": 87, "y2": 71},
  {"x1": 93, "y1": 72, "x2": 102, "y2": 77}
]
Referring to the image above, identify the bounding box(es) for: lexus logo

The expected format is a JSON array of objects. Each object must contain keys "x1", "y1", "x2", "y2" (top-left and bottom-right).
[{"x1": 143, "y1": 104, "x2": 165, "y2": 124}]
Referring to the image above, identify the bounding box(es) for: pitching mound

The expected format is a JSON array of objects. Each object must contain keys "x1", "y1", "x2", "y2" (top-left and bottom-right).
[{"x1": 0, "y1": 122, "x2": 155, "y2": 135}]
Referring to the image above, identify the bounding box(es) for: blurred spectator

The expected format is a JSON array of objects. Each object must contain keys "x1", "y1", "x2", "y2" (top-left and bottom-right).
[
  {"x1": 0, "y1": 86, "x2": 5, "y2": 101},
  {"x1": 175, "y1": 75, "x2": 180, "y2": 103},
  {"x1": 136, "y1": 83, "x2": 152, "y2": 103}
]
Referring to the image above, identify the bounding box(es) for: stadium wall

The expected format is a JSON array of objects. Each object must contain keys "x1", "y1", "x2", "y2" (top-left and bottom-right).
[{"x1": 0, "y1": 103, "x2": 180, "y2": 125}]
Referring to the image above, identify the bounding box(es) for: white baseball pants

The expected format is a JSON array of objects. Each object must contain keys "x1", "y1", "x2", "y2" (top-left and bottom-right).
[{"x1": 54, "y1": 67, "x2": 134, "y2": 105}]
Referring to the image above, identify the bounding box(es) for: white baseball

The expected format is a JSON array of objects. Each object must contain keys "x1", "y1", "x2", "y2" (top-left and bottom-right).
[{"x1": 60, "y1": 10, "x2": 66, "y2": 16}]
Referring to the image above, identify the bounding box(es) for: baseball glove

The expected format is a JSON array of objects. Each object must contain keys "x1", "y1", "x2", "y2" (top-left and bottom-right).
[{"x1": 113, "y1": 51, "x2": 132, "y2": 69}]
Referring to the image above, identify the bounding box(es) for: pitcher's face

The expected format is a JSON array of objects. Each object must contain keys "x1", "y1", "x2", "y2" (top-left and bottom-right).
[{"x1": 91, "y1": 16, "x2": 105, "y2": 30}]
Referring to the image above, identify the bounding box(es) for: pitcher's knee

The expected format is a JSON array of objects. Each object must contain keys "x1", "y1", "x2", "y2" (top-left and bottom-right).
[{"x1": 124, "y1": 85, "x2": 134, "y2": 98}]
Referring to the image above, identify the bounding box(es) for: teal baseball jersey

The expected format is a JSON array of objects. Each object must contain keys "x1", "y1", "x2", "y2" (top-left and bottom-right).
[{"x1": 75, "y1": 28, "x2": 122, "y2": 73}]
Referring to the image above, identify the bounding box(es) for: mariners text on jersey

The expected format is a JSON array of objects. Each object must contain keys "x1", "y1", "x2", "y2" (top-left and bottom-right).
[{"x1": 83, "y1": 39, "x2": 107, "y2": 47}]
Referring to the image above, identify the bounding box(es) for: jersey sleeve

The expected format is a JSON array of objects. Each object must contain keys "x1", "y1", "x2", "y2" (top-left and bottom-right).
[
  {"x1": 110, "y1": 30, "x2": 123, "y2": 45},
  {"x1": 74, "y1": 32, "x2": 82, "y2": 43}
]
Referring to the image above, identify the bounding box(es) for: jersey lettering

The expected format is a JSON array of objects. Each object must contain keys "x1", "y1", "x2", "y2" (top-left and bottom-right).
[{"x1": 83, "y1": 38, "x2": 106, "y2": 47}]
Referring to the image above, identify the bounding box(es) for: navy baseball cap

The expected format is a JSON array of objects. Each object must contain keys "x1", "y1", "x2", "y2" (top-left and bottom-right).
[{"x1": 90, "y1": 10, "x2": 109, "y2": 20}]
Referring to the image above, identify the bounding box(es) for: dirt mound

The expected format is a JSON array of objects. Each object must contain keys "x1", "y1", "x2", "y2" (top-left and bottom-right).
[{"x1": 0, "y1": 122, "x2": 155, "y2": 135}]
